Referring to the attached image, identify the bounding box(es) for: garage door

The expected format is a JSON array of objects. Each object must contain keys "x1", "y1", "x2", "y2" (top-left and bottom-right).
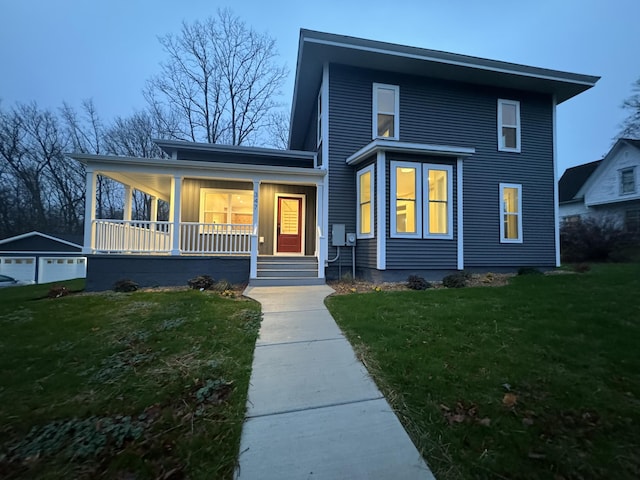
[
  {"x1": 38, "y1": 257, "x2": 87, "y2": 284},
  {"x1": 0, "y1": 257, "x2": 36, "y2": 282}
]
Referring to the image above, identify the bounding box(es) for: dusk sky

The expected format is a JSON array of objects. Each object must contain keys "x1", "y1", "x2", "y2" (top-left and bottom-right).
[{"x1": 1, "y1": 0, "x2": 638, "y2": 175}]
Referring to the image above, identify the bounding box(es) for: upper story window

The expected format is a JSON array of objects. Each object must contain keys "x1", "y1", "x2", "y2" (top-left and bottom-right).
[
  {"x1": 500, "y1": 183, "x2": 522, "y2": 243},
  {"x1": 620, "y1": 167, "x2": 636, "y2": 195},
  {"x1": 373, "y1": 83, "x2": 399, "y2": 140},
  {"x1": 357, "y1": 165, "x2": 375, "y2": 239},
  {"x1": 498, "y1": 99, "x2": 521, "y2": 152},
  {"x1": 317, "y1": 89, "x2": 322, "y2": 147}
]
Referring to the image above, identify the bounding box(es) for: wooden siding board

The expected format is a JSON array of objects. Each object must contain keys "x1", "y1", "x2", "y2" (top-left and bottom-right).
[{"x1": 327, "y1": 64, "x2": 556, "y2": 272}]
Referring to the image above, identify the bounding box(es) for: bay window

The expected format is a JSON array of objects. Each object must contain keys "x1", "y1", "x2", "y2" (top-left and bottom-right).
[{"x1": 357, "y1": 165, "x2": 375, "y2": 238}]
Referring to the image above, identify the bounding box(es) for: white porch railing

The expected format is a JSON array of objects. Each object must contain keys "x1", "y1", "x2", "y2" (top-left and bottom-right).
[
  {"x1": 93, "y1": 220, "x2": 253, "y2": 254},
  {"x1": 94, "y1": 220, "x2": 172, "y2": 253},
  {"x1": 180, "y1": 223, "x2": 252, "y2": 254}
]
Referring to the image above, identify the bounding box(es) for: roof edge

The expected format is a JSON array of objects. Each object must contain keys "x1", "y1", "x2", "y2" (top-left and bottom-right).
[{"x1": 0, "y1": 231, "x2": 83, "y2": 248}]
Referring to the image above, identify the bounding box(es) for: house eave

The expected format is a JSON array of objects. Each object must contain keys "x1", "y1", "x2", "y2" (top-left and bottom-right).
[
  {"x1": 585, "y1": 195, "x2": 640, "y2": 208},
  {"x1": 346, "y1": 140, "x2": 475, "y2": 166},
  {"x1": 70, "y1": 153, "x2": 326, "y2": 178},
  {"x1": 290, "y1": 29, "x2": 599, "y2": 149},
  {"x1": 154, "y1": 139, "x2": 316, "y2": 161}
]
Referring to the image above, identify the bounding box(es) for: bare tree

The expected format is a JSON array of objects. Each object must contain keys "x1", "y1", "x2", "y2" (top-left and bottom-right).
[
  {"x1": 265, "y1": 110, "x2": 291, "y2": 149},
  {"x1": 144, "y1": 9, "x2": 288, "y2": 146},
  {"x1": 618, "y1": 76, "x2": 640, "y2": 139}
]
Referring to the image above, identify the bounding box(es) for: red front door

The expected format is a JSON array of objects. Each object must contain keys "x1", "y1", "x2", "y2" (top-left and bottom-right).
[{"x1": 277, "y1": 196, "x2": 302, "y2": 253}]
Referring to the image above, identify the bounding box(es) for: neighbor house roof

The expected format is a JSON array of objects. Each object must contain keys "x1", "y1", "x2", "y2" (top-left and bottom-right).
[
  {"x1": 290, "y1": 29, "x2": 600, "y2": 149},
  {"x1": 0, "y1": 231, "x2": 83, "y2": 251},
  {"x1": 558, "y1": 160, "x2": 603, "y2": 203}
]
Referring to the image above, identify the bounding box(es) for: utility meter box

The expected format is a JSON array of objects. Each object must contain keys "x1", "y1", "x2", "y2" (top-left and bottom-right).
[
  {"x1": 346, "y1": 232, "x2": 356, "y2": 246},
  {"x1": 332, "y1": 224, "x2": 346, "y2": 246}
]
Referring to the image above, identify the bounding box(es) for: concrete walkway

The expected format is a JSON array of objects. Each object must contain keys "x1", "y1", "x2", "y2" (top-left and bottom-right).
[{"x1": 236, "y1": 285, "x2": 434, "y2": 480}]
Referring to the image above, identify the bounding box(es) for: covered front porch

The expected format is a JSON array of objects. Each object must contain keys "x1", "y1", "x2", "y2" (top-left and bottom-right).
[{"x1": 73, "y1": 145, "x2": 327, "y2": 286}]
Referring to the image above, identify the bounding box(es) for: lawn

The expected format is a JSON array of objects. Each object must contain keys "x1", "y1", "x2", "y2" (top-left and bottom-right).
[
  {"x1": 0, "y1": 281, "x2": 261, "y2": 479},
  {"x1": 326, "y1": 264, "x2": 640, "y2": 479}
]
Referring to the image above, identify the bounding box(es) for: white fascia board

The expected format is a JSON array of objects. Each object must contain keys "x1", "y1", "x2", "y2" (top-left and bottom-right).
[
  {"x1": 346, "y1": 140, "x2": 475, "y2": 166},
  {"x1": 585, "y1": 195, "x2": 640, "y2": 208},
  {"x1": 304, "y1": 37, "x2": 598, "y2": 88},
  {"x1": 0, "y1": 231, "x2": 82, "y2": 249},
  {"x1": 552, "y1": 96, "x2": 560, "y2": 267},
  {"x1": 71, "y1": 154, "x2": 326, "y2": 182}
]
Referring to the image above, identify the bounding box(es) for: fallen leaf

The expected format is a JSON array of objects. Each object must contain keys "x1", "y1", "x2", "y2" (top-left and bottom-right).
[
  {"x1": 440, "y1": 404, "x2": 450, "y2": 412},
  {"x1": 503, "y1": 392, "x2": 518, "y2": 407},
  {"x1": 528, "y1": 452, "x2": 546, "y2": 460},
  {"x1": 522, "y1": 418, "x2": 534, "y2": 426},
  {"x1": 451, "y1": 414, "x2": 465, "y2": 424},
  {"x1": 478, "y1": 417, "x2": 491, "y2": 427}
]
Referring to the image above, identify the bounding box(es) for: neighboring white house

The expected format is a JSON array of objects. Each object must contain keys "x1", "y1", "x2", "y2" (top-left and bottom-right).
[{"x1": 559, "y1": 138, "x2": 640, "y2": 233}]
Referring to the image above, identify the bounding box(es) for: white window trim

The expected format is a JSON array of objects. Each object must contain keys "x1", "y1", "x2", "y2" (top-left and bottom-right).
[
  {"x1": 390, "y1": 161, "x2": 422, "y2": 238},
  {"x1": 356, "y1": 164, "x2": 375, "y2": 239},
  {"x1": 199, "y1": 188, "x2": 254, "y2": 225},
  {"x1": 497, "y1": 99, "x2": 521, "y2": 153},
  {"x1": 499, "y1": 183, "x2": 523, "y2": 244},
  {"x1": 620, "y1": 167, "x2": 636, "y2": 195},
  {"x1": 316, "y1": 89, "x2": 322, "y2": 148},
  {"x1": 373, "y1": 83, "x2": 400, "y2": 141},
  {"x1": 423, "y1": 164, "x2": 453, "y2": 239}
]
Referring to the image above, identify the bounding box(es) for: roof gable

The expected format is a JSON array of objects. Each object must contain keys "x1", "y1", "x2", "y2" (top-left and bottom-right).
[
  {"x1": 0, "y1": 231, "x2": 83, "y2": 252},
  {"x1": 558, "y1": 160, "x2": 602, "y2": 202}
]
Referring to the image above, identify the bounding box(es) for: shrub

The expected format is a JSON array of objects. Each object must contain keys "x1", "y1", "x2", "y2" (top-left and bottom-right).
[
  {"x1": 517, "y1": 267, "x2": 542, "y2": 276},
  {"x1": 560, "y1": 217, "x2": 629, "y2": 263},
  {"x1": 48, "y1": 285, "x2": 70, "y2": 298},
  {"x1": 188, "y1": 275, "x2": 215, "y2": 290},
  {"x1": 406, "y1": 275, "x2": 432, "y2": 290},
  {"x1": 113, "y1": 279, "x2": 138, "y2": 293},
  {"x1": 442, "y1": 271, "x2": 470, "y2": 288},
  {"x1": 212, "y1": 279, "x2": 233, "y2": 293}
]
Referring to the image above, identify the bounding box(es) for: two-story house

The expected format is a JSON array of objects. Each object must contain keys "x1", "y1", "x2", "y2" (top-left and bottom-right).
[
  {"x1": 71, "y1": 30, "x2": 598, "y2": 290},
  {"x1": 559, "y1": 138, "x2": 640, "y2": 232}
]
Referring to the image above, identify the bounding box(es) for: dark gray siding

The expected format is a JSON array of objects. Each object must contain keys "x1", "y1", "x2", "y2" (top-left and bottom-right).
[
  {"x1": 327, "y1": 64, "x2": 556, "y2": 276},
  {"x1": 354, "y1": 156, "x2": 377, "y2": 270},
  {"x1": 176, "y1": 150, "x2": 313, "y2": 168},
  {"x1": 181, "y1": 179, "x2": 252, "y2": 222},
  {"x1": 385, "y1": 153, "x2": 458, "y2": 269},
  {"x1": 302, "y1": 100, "x2": 319, "y2": 152},
  {"x1": 86, "y1": 255, "x2": 249, "y2": 291},
  {"x1": 257, "y1": 183, "x2": 316, "y2": 255}
]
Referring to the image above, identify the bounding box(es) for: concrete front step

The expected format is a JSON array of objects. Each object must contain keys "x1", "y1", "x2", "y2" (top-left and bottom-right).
[
  {"x1": 257, "y1": 269, "x2": 318, "y2": 278},
  {"x1": 249, "y1": 277, "x2": 326, "y2": 287},
  {"x1": 258, "y1": 256, "x2": 317, "y2": 263}
]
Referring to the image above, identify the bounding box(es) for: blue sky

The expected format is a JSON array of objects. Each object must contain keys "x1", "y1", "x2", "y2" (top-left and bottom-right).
[{"x1": 1, "y1": 0, "x2": 638, "y2": 174}]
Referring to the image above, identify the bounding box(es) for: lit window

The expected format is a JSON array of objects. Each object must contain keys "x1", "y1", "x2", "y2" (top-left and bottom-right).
[
  {"x1": 391, "y1": 162, "x2": 421, "y2": 237},
  {"x1": 424, "y1": 166, "x2": 453, "y2": 238},
  {"x1": 357, "y1": 165, "x2": 375, "y2": 238},
  {"x1": 500, "y1": 183, "x2": 522, "y2": 243},
  {"x1": 498, "y1": 99, "x2": 521, "y2": 152},
  {"x1": 199, "y1": 189, "x2": 253, "y2": 232},
  {"x1": 373, "y1": 83, "x2": 399, "y2": 140},
  {"x1": 620, "y1": 168, "x2": 636, "y2": 195}
]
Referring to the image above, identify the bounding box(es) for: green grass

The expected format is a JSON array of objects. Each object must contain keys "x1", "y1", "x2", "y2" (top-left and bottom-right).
[
  {"x1": 0, "y1": 281, "x2": 260, "y2": 479},
  {"x1": 326, "y1": 264, "x2": 640, "y2": 479}
]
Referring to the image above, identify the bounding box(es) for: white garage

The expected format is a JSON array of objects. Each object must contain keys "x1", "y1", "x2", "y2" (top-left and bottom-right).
[{"x1": 0, "y1": 231, "x2": 87, "y2": 284}]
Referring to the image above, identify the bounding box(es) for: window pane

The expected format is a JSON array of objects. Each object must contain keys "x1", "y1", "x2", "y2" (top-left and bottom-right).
[
  {"x1": 503, "y1": 187, "x2": 519, "y2": 214},
  {"x1": 360, "y1": 203, "x2": 371, "y2": 234},
  {"x1": 396, "y1": 200, "x2": 416, "y2": 233},
  {"x1": 205, "y1": 193, "x2": 227, "y2": 212},
  {"x1": 377, "y1": 114, "x2": 395, "y2": 137},
  {"x1": 396, "y1": 167, "x2": 415, "y2": 200},
  {"x1": 204, "y1": 212, "x2": 226, "y2": 224},
  {"x1": 502, "y1": 127, "x2": 517, "y2": 149},
  {"x1": 378, "y1": 88, "x2": 395, "y2": 113},
  {"x1": 429, "y1": 202, "x2": 447, "y2": 234},
  {"x1": 230, "y1": 193, "x2": 252, "y2": 214},
  {"x1": 429, "y1": 170, "x2": 447, "y2": 201},
  {"x1": 360, "y1": 171, "x2": 371, "y2": 203},
  {"x1": 504, "y1": 213, "x2": 519, "y2": 239},
  {"x1": 621, "y1": 169, "x2": 635, "y2": 194},
  {"x1": 280, "y1": 199, "x2": 299, "y2": 234},
  {"x1": 502, "y1": 103, "x2": 517, "y2": 125}
]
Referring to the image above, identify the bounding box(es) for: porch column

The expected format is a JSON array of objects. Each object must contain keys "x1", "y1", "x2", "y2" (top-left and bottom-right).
[
  {"x1": 149, "y1": 196, "x2": 158, "y2": 222},
  {"x1": 123, "y1": 185, "x2": 133, "y2": 221},
  {"x1": 169, "y1": 176, "x2": 182, "y2": 256},
  {"x1": 316, "y1": 182, "x2": 325, "y2": 278},
  {"x1": 83, "y1": 169, "x2": 97, "y2": 254},
  {"x1": 250, "y1": 180, "x2": 260, "y2": 279}
]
